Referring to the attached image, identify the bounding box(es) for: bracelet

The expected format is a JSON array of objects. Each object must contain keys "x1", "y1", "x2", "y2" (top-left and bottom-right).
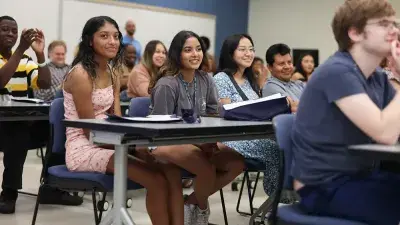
[{"x1": 37, "y1": 61, "x2": 47, "y2": 68}]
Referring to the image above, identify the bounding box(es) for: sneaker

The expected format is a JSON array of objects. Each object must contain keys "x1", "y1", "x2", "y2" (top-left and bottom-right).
[
  {"x1": 0, "y1": 196, "x2": 15, "y2": 214},
  {"x1": 39, "y1": 186, "x2": 83, "y2": 206},
  {"x1": 194, "y1": 203, "x2": 210, "y2": 225}
]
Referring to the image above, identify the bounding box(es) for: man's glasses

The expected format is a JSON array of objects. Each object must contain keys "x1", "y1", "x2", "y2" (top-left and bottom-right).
[{"x1": 367, "y1": 19, "x2": 400, "y2": 30}]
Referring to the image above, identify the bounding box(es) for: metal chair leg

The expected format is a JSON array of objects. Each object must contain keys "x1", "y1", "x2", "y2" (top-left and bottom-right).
[
  {"x1": 236, "y1": 171, "x2": 248, "y2": 215},
  {"x1": 31, "y1": 184, "x2": 44, "y2": 225},
  {"x1": 92, "y1": 190, "x2": 100, "y2": 225},
  {"x1": 219, "y1": 189, "x2": 229, "y2": 225}
]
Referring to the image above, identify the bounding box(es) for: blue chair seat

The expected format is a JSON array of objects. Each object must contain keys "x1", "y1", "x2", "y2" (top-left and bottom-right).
[
  {"x1": 277, "y1": 200, "x2": 367, "y2": 225},
  {"x1": 48, "y1": 165, "x2": 143, "y2": 191},
  {"x1": 244, "y1": 158, "x2": 266, "y2": 171}
]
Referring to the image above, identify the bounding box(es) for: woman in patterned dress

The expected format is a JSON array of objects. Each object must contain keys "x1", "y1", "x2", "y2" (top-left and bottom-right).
[
  {"x1": 213, "y1": 34, "x2": 295, "y2": 202},
  {"x1": 62, "y1": 16, "x2": 180, "y2": 225}
]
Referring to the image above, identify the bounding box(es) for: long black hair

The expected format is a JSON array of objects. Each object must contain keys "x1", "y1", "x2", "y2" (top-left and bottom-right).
[
  {"x1": 217, "y1": 34, "x2": 260, "y2": 96},
  {"x1": 71, "y1": 16, "x2": 123, "y2": 79},
  {"x1": 294, "y1": 53, "x2": 314, "y2": 81},
  {"x1": 149, "y1": 30, "x2": 208, "y2": 92}
]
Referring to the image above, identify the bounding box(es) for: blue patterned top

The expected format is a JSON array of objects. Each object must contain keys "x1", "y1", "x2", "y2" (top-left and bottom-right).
[{"x1": 213, "y1": 72, "x2": 259, "y2": 102}]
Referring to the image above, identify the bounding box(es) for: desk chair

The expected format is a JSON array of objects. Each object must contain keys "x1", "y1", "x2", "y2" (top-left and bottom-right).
[
  {"x1": 129, "y1": 97, "x2": 229, "y2": 225},
  {"x1": 263, "y1": 114, "x2": 367, "y2": 225},
  {"x1": 31, "y1": 98, "x2": 143, "y2": 225},
  {"x1": 235, "y1": 159, "x2": 265, "y2": 216}
]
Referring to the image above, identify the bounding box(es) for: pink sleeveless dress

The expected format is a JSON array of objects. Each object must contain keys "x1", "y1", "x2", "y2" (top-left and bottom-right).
[{"x1": 63, "y1": 86, "x2": 114, "y2": 173}]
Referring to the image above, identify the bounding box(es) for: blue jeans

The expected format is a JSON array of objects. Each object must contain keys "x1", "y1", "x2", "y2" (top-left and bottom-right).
[{"x1": 298, "y1": 171, "x2": 400, "y2": 225}]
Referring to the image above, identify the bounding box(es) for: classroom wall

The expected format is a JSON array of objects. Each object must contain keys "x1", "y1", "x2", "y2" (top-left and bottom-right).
[
  {"x1": 126, "y1": 0, "x2": 249, "y2": 58},
  {"x1": 0, "y1": 0, "x2": 249, "y2": 61},
  {"x1": 248, "y1": 0, "x2": 400, "y2": 64}
]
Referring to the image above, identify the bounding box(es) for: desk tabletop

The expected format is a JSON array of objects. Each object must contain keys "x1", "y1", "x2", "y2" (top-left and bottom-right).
[
  {"x1": 64, "y1": 117, "x2": 273, "y2": 138},
  {"x1": 348, "y1": 144, "x2": 400, "y2": 161},
  {"x1": 0, "y1": 100, "x2": 49, "y2": 108}
]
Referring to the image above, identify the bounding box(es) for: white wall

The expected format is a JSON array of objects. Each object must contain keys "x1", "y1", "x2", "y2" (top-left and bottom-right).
[
  {"x1": 0, "y1": 0, "x2": 216, "y2": 63},
  {"x1": 248, "y1": 0, "x2": 400, "y2": 64},
  {"x1": 1, "y1": 0, "x2": 61, "y2": 60}
]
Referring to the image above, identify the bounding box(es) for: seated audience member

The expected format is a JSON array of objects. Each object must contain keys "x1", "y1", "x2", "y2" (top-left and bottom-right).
[
  {"x1": 291, "y1": 1, "x2": 400, "y2": 224},
  {"x1": 262, "y1": 44, "x2": 305, "y2": 102},
  {"x1": 127, "y1": 40, "x2": 166, "y2": 98},
  {"x1": 34, "y1": 40, "x2": 70, "y2": 101},
  {"x1": 62, "y1": 16, "x2": 181, "y2": 225},
  {"x1": 382, "y1": 38, "x2": 400, "y2": 91},
  {"x1": 118, "y1": 43, "x2": 136, "y2": 102},
  {"x1": 291, "y1": 53, "x2": 315, "y2": 82},
  {"x1": 118, "y1": 43, "x2": 136, "y2": 90},
  {"x1": 149, "y1": 30, "x2": 245, "y2": 225},
  {"x1": 200, "y1": 36, "x2": 217, "y2": 75},
  {"x1": 213, "y1": 34, "x2": 296, "y2": 202},
  {"x1": 251, "y1": 56, "x2": 268, "y2": 94},
  {"x1": 0, "y1": 16, "x2": 81, "y2": 214},
  {"x1": 123, "y1": 19, "x2": 142, "y2": 64}
]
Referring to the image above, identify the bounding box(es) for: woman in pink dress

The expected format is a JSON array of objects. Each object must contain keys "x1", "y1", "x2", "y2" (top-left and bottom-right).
[{"x1": 62, "y1": 16, "x2": 180, "y2": 225}]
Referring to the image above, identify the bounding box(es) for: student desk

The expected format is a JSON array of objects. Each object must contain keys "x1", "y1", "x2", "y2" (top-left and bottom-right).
[
  {"x1": 0, "y1": 100, "x2": 50, "y2": 196},
  {"x1": 0, "y1": 100, "x2": 49, "y2": 121},
  {"x1": 348, "y1": 144, "x2": 400, "y2": 162},
  {"x1": 64, "y1": 117, "x2": 274, "y2": 225}
]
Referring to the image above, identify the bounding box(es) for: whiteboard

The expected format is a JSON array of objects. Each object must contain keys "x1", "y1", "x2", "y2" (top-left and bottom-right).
[{"x1": 61, "y1": 0, "x2": 216, "y2": 63}]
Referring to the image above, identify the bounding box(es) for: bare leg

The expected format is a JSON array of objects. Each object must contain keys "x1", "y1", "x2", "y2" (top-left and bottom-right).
[
  {"x1": 152, "y1": 145, "x2": 216, "y2": 210},
  {"x1": 159, "y1": 163, "x2": 185, "y2": 225},
  {"x1": 185, "y1": 143, "x2": 245, "y2": 205},
  {"x1": 106, "y1": 154, "x2": 170, "y2": 225}
]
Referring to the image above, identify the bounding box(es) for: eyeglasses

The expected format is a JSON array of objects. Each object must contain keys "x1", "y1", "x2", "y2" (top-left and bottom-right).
[
  {"x1": 236, "y1": 47, "x2": 255, "y2": 53},
  {"x1": 366, "y1": 19, "x2": 400, "y2": 30}
]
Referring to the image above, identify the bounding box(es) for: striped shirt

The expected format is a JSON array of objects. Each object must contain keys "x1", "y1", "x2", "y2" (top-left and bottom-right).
[
  {"x1": 0, "y1": 52, "x2": 39, "y2": 97},
  {"x1": 34, "y1": 62, "x2": 69, "y2": 101}
]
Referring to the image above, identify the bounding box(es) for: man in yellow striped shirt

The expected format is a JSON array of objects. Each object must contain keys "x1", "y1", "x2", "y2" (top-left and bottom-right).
[{"x1": 0, "y1": 16, "x2": 82, "y2": 214}]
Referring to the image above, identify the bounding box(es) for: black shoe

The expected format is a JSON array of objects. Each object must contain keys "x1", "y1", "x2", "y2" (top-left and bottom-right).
[
  {"x1": 39, "y1": 187, "x2": 83, "y2": 206},
  {"x1": 0, "y1": 196, "x2": 16, "y2": 214}
]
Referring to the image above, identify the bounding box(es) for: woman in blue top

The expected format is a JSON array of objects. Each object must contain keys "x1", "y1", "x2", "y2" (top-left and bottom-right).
[{"x1": 213, "y1": 34, "x2": 294, "y2": 202}]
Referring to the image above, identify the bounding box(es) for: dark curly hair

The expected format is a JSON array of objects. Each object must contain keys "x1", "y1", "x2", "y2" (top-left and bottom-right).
[{"x1": 71, "y1": 16, "x2": 123, "y2": 79}]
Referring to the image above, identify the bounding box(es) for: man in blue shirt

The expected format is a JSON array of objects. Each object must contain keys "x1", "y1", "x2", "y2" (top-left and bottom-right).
[
  {"x1": 122, "y1": 19, "x2": 142, "y2": 64},
  {"x1": 291, "y1": 0, "x2": 400, "y2": 224}
]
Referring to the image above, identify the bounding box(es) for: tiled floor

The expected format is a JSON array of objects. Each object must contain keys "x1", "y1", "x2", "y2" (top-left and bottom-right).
[{"x1": 0, "y1": 151, "x2": 270, "y2": 225}]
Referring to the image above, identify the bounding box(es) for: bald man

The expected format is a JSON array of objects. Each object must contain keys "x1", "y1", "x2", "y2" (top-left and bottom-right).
[{"x1": 122, "y1": 19, "x2": 142, "y2": 64}]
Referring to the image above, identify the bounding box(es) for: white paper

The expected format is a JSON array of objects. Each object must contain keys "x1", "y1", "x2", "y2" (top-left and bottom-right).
[
  {"x1": 223, "y1": 93, "x2": 286, "y2": 110},
  {"x1": 10, "y1": 96, "x2": 45, "y2": 103},
  {"x1": 123, "y1": 115, "x2": 182, "y2": 122}
]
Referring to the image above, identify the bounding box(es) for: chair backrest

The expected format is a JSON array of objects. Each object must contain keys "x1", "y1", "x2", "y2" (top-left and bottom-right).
[
  {"x1": 129, "y1": 97, "x2": 151, "y2": 117},
  {"x1": 49, "y1": 98, "x2": 66, "y2": 154},
  {"x1": 272, "y1": 114, "x2": 295, "y2": 190}
]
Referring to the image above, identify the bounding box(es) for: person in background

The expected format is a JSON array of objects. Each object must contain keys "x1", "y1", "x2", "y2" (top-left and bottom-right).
[
  {"x1": 291, "y1": 53, "x2": 315, "y2": 82},
  {"x1": 123, "y1": 19, "x2": 142, "y2": 64},
  {"x1": 291, "y1": 0, "x2": 400, "y2": 224},
  {"x1": 200, "y1": 36, "x2": 216, "y2": 75},
  {"x1": 149, "y1": 30, "x2": 244, "y2": 225},
  {"x1": 213, "y1": 34, "x2": 297, "y2": 203},
  {"x1": 251, "y1": 56, "x2": 268, "y2": 95},
  {"x1": 34, "y1": 40, "x2": 70, "y2": 101},
  {"x1": 63, "y1": 16, "x2": 180, "y2": 225},
  {"x1": 127, "y1": 40, "x2": 166, "y2": 98},
  {"x1": 0, "y1": 15, "x2": 82, "y2": 214},
  {"x1": 382, "y1": 36, "x2": 400, "y2": 91},
  {"x1": 118, "y1": 43, "x2": 136, "y2": 102},
  {"x1": 262, "y1": 44, "x2": 305, "y2": 112}
]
